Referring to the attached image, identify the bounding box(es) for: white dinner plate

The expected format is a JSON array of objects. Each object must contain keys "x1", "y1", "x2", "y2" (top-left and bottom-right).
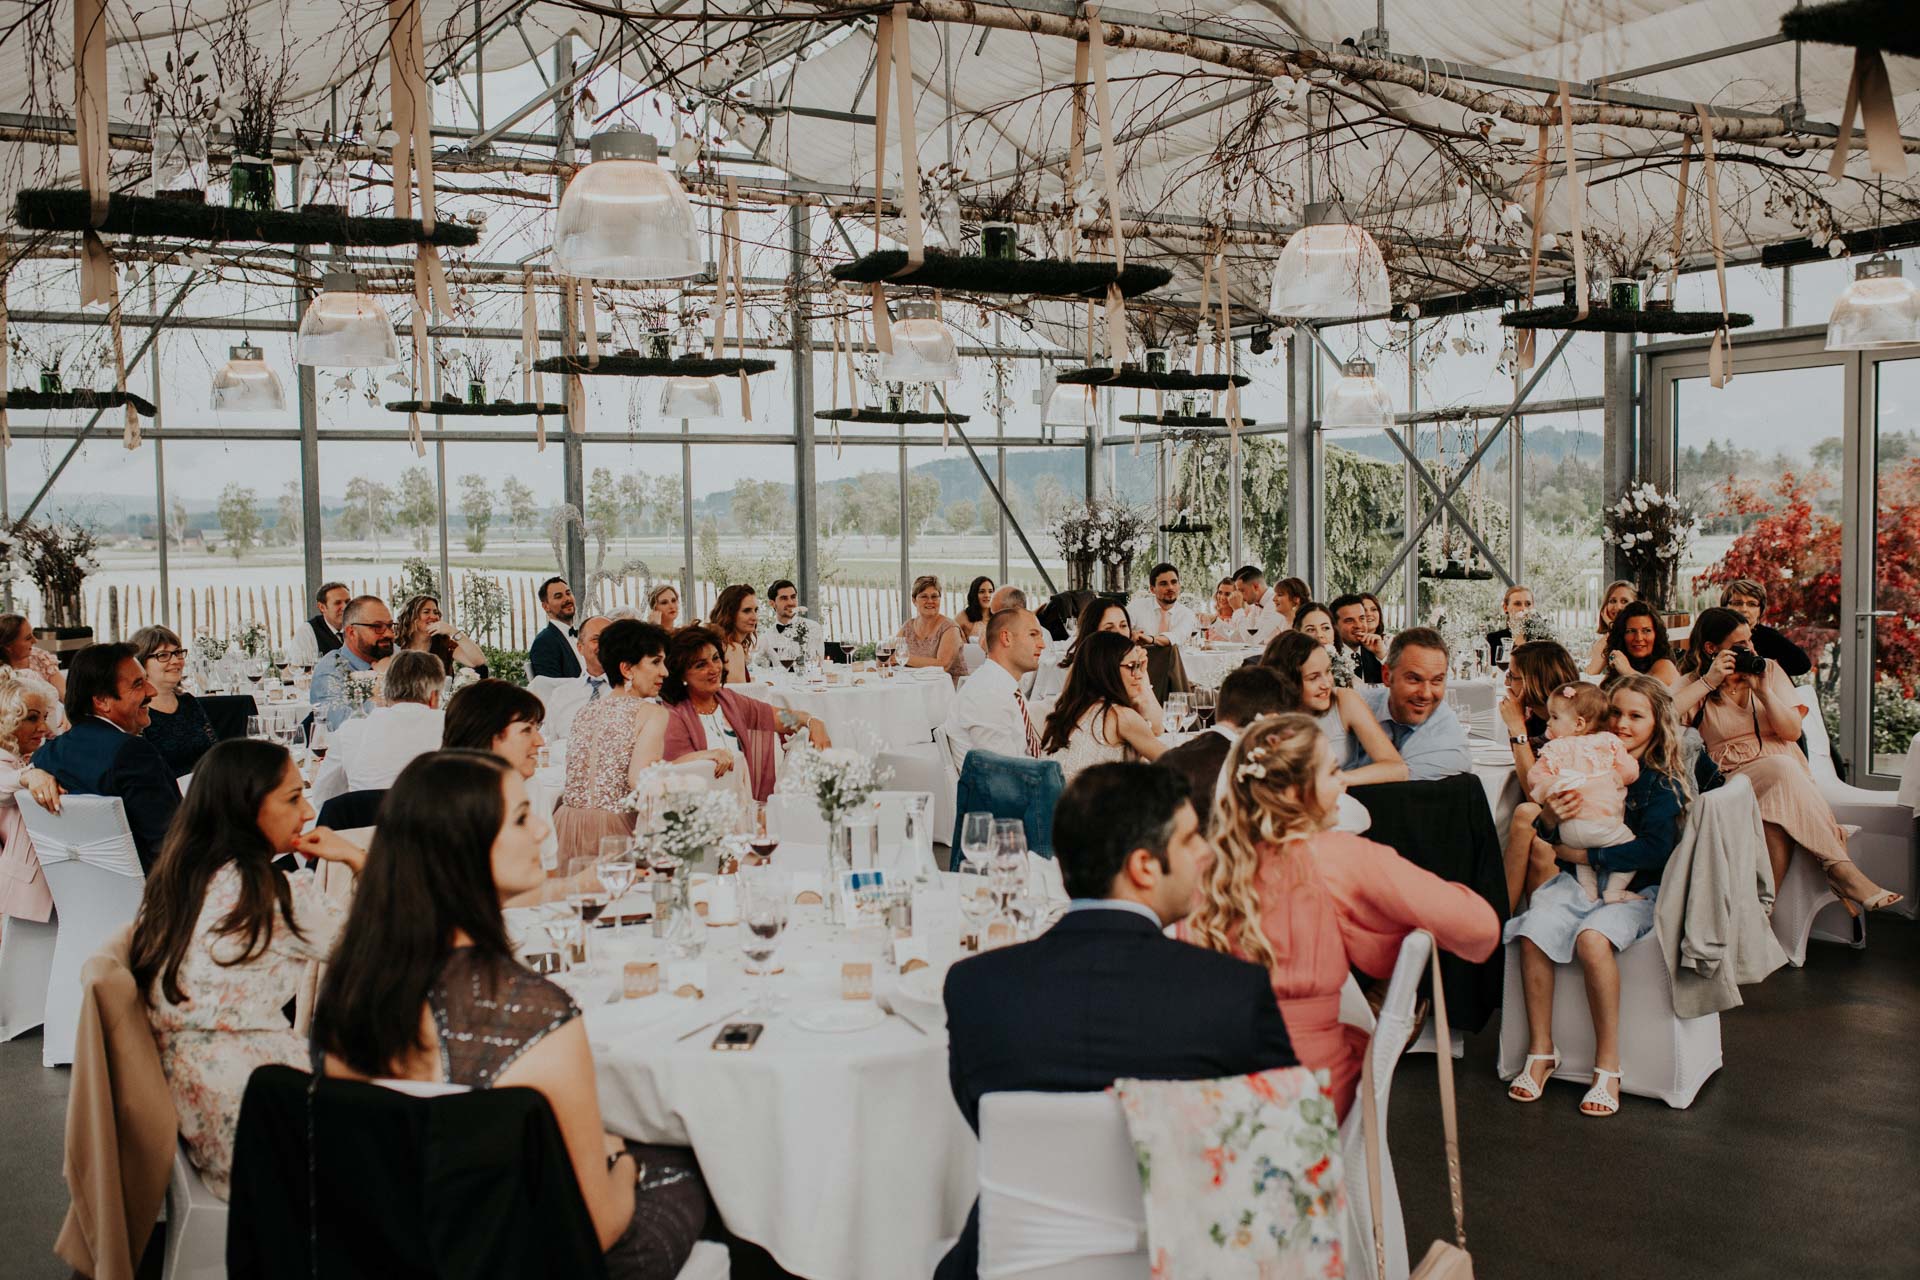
[
  {"x1": 895, "y1": 967, "x2": 945, "y2": 1011},
  {"x1": 790, "y1": 1002, "x2": 886, "y2": 1034}
]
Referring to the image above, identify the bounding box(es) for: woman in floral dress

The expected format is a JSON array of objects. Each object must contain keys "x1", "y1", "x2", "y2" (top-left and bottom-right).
[{"x1": 129, "y1": 738, "x2": 365, "y2": 1198}]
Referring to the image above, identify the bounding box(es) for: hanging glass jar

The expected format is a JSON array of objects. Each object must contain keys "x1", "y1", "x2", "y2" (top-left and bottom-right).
[
  {"x1": 981, "y1": 221, "x2": 1019, "y2": 261},
  {"x1": 228, "y1": 154, "x2": 276, "y2": 212},
  {"x1": 298, "y1": 154, "x2": 349, "y2": 217},
  {"x1": 149, "y1": 118, "x2": 209, "y2": 202},
  {"x1": 466, "y1": 379, "x2": 486, "y2": 405},
  {"x1": 37, "y1": 367, "x2": 62, "y2": 395}
]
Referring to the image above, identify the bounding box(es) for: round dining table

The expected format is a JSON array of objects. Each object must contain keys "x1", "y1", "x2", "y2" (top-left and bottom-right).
[
  {"x1": 747, "y1": 666, "x2": 953, "y2": 753},
  {"x1": 522, "y1": 872, "x2": 1000, "y2": 1280},
  {"x1": 1178, "y1": 641, "x2": 1261, "y2": 689}
]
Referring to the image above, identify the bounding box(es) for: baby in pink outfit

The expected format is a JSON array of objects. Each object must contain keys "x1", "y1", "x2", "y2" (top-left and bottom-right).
[{"x1": 1527, "y1": 683, "x2": 1640, "y2": 902}]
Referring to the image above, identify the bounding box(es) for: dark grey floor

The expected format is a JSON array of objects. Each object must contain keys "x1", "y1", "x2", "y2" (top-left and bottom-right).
[{"x1": 3, "y1": 918, "x2": 1916, "y2": 1280}]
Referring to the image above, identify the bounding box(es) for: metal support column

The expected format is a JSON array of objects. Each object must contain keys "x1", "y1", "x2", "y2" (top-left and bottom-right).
[
  {"x1": 992, "y1": 317, "x2": 1009, "y2": 584},
  {"x1": 554, "y1": 36, "x2": 585, "y2": 589},
  {"x1": 789, "y1": 206, "x2": 818, "y2": 606},
  {"x1": 680, "y1": 423, "x2": 696, "y2": 604},
  {"x1": 1509, "y1": 405, "x2": 1525, "y2": 584},
  {"x1": 1601, "y1": 331, "x2": 1636, "y2": 582},
  {"x1": 293, "y1": 169, "x2": 325, "y2": 610},
  {"x1": 1402, "y1": 332, "x2": 1419, "y2": 625},
  {"x1": 1285, "y1": 328, "x2": 1316, "y2": 588},
  {"x1": 431, "y1": 335, "x2": 451, "y2": 592},
  {"x1": 149, "y1": 274, "x2": 171, "y2": 626}
]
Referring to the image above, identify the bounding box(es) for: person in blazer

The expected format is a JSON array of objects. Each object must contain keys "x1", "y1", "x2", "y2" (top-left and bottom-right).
[
  {"x1": 937, "y1": 763, "x2": 1296, "y2": 1280},
  {"x1": 1156, "y1": 666, "x2": 1291, "y2": 830},
  {"x1": 527, "y1": 577, "x2": 583, "y2": 680},
  {"x1": 31, "y1": 643, "x2": 179, "y2": 872}
]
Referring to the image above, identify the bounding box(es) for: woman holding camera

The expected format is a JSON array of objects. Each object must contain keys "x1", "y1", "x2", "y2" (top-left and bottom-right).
[{"x1": 1674, "y1": 608, "x2": 1900, "y2": 916}]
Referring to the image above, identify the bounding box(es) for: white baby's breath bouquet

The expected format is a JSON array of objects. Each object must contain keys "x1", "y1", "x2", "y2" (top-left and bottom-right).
[
  {"x1": 343, "y1": 669, "x2": 379, "y2": 710},
  {"x1": 780, "y1": 741, "x2": 891, "y2": 825},
  {"x1": 623, "y1": 764, "x2": 742, "y2": 864},
  {"x1": 1328, "y1": 645, "x2": 1359, "y2": 689},
  {"x1": 192, "y1": 634, "x2": 226, "y2": 666}
]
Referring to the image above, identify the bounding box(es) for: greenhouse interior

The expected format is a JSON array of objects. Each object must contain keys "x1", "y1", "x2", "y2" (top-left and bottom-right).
[{"x1": 0, "y1": 2, "x2": 1915, "y2": 1279}]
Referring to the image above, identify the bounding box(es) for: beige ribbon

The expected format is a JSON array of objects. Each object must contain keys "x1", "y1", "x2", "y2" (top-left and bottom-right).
[
  {"x1": 521, "y1": 269, "x2": 546, "y2": 451},
  {"x1": 1516, "y1": 91, "x2": 1557, "y2": 372},
  {"x1": 389, "y1": 0, "x2": 448, "y2": 456},
  {"x1": 1829, "y1": 49, "x2": 1908, "y2": 182},
  {"x1": 1218, "y1": 247, "x2": 1242, "y2": 435},
  {"x1": 1666, "y1": 136, "x2": 1693, "y2": 305},
  {"x1": 74, "y1": 0, "x2": 131, "y2": 437},
  {"x1": 1559, "y1": 85, "x2": 1588, "y2": 322},
  {"x1": 582, "y1": 279, "x2": 600, "y2": 367},
  {"x1": 725, "y1": 178, "x2": 751, "y2": 416},
  {"x1": 1086, "y1": 8, "x2": 1129, "y2": 364},
  {"x1": 888, "y1": 5, "x2": 924, "y2": 271},
  {"x1": 1695, "y1": 103, "x2": 1733, "y2": 388},
  {"x1": 827, "y1": 308, "x2": 851, "y2": 456},
  {"x1": 1066, "y1": 40, "x2": 1089, "y2": 265},
  {"x1": 0, "y1": 248, "x2": 11, "y2": 448}
]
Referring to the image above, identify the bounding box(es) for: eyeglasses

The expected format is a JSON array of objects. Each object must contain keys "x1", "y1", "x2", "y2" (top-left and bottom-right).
[
  {"x1": 349, "y1": 621, "x2": 396, "y2": 633},
  {"x1": 1121, "y1": 660, "x2": 1150, "y2": 675},
  {"x1": 149, "y1": 648, "x2": 187, "y2": 662}
]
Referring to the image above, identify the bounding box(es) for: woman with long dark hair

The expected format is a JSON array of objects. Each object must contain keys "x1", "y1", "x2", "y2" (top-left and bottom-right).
[
  {"x1": 130, "y1": 739, "x2": 364, "y2": 1197},
  {"x1": 1595, "y1": 601, "x2": 1681, "y2": 686},
  {"x1": 1039, "y1": 630, "x2": 1165, "y2": 779},
  {"x1": 1582, "y1": 580, "x2": 1638, "y2": 675},
  {"x1": 959, "y1": 575, "x2": 995, "y2": 646},
  {"x1": 394, "y1": 593, "x2": 489, "y2": 678},
  {"x1": 707, "y1": 584, "x2": 759, "y2": 684},
  {"x1": 1674, "y1": 608, "x2": 1899, "y2": 917},
  {"x1": 0, "y1": 612, "x2": 64, "y2": 701},
  {"x1": 1040, "y1": 597, "x2": 1162, "y2": 724},
  {"x1": 313, "y1": 750, "x2": 707, "y2": 1276},
  {"x1": 1258, "y1": 630, "x2": 1406, "y2": 786},
  {"x1": 1496, "y1": 640, "x2": 1583, "y2": 779}
]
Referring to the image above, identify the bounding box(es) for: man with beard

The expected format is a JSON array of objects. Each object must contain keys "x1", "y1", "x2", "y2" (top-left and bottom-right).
[
  {"x1": 312, "y1": 595, "x2": 397, "y2": 729},
  {"x1": 527, "y1": 576, "x2": 583, "y2": 679}
]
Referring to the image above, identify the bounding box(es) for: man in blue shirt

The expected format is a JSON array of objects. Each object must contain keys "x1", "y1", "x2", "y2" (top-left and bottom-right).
[
  {"x1": 1346, "y1": 626, "x2": 1474, "y2": 780},
  {"x1": 311, "y1": 595, "x2": 396, "y2": 729}
]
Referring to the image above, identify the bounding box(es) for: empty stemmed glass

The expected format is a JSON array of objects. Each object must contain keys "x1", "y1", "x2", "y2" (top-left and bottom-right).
[
  {"x1": 245, "y1": 715, "x2": 267, "y2": 741},
  {"x1": 738, "y1": 869, "x2": 789, "y2": 1015},
  {"x1": 1163, "y1": 693, "x2": 1191, "y2": 735},
  {"x1": 596, "y1": 838, "x2": 637, "y2": 936},
  {"x1": 960, "y1": 811, "x2": 995, "y2": 868},
  {"x1": 956, "y1": 861, "x2": 994, "y2": 950},
  {"x1": 993, "y1": 818, "x2": 1026, "y2": 863}
]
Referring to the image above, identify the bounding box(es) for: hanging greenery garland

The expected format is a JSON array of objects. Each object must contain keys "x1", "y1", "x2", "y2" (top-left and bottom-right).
[{"x1": 13, "y1": 189, "x2": 480, "y2": 248}]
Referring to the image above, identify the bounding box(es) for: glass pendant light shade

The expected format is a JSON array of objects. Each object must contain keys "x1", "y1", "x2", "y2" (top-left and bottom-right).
[
  {"x1": 1322, "y1": 356, "x2": 1395, "y2": 432},
  {"x1": 552, "y1": 129, "x2": 702, "y2": 281},
  {"x1": 1825, "y1": 256, "x2": 1920, "y2": 350},
  {"x1": 1044, "y1": 380, "x2": 1098, "y2": 429},
  {"x1": 296, "y1": 271, "x2": 401, "y2": 368},
  {"x1": 881, "y1": 300, "x2": 960, "y2": 381},
  {"x1": 210, "y1": 344, "x2": 286, "y2": 411},
  {"x1": 1269, "y1": 201, "x2": 1391, "y2": 320},
  {"x1": 660, "y1": 375, "x2": 725, "y2": 420}
]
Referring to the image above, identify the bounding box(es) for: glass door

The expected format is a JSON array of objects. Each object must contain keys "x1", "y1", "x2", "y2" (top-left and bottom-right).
[{"x1": 1850, "y1": 356, "x2": 1920, "y2": 780}]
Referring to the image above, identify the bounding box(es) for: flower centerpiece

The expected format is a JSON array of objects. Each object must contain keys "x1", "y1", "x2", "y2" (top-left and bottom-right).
[
  {"x1": 343, "y1": 669, "x2": 380, "y2": 715},
  {"x1": 1050, "y1": 498, "x2": 1155, "y2": 592},
  {"x1": 624, "y1": 765, "x2": 743, "y2": 868},
  {"x1": 233, "y1": 620, "x2": 271, "y2": 660},
  {"x1": 779, "y1": 742, "x2": 891, "y2": 922},
  {"x1": 1604, "y1": 482, "x2": 1697, "y2": 612},
  {"x1": 6, "y1": 518, "x2": 98, "y2": 631}
]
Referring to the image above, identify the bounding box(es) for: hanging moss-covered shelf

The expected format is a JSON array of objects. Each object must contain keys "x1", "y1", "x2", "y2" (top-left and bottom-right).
[
  {"x1": 814, "y1": 407, "x2": 970, "y2": 425},
  {"x1": 13, "y1": 189, "x2": 481, "y2": 248},
  {"x1": 829, "y1": 249, "x2": 1171, "y2": 299},
  {"x1": 1118, "y1": 413, "x2": 1258, "y2": 429},
  {"x1": 1, "y1": 387, "x2": 157, "y2": 416},
  {"x1": 1779, "y1": 1, "x2": 1920, "y2": 58},
  {"x1": 1055, "y1": 367, "x2": 1250, "y2": 391},
  {"x1": 1158, "y1": 522, "x2": 1216, "y2": 535},
  {"x1": 1499, "y1": 305, "x2": 1754, "y2": 335},
  {"x1": 383, "y1": 398, "x2": 569, "y2": 416},
  {"x1": 533, "y1": 354, "x2": 775, "y2": 378},
  {"x1": 1420, "y1": 563, "x2": 1496, "y2": 581}
]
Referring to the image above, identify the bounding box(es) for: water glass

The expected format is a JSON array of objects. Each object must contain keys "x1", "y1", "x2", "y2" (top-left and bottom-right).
[
  {"x1": 567, "y1": 855, "x2": 607, "y2": 971},
  {"x1": 960, "y1": 811, "x2": 995, "y2": 868},
  {"x1": 738, "y1": 870, "x2": 789, "y2": 1013},
  {"x1": 994, "y1": 818, "x2": 1027, "y2": 861},
  {"x1": 596, "y1": 838, "x2": 637, "y2": 932},
  {"x1": 956, "y1": 861, "x2": 994, "y2": 950},
  {"x1": 245, "y1": 715, "x2": 267, "y2": 741},
  {"x1": 1163, "y1": 693, "x2": 1190, "y2": 734}
]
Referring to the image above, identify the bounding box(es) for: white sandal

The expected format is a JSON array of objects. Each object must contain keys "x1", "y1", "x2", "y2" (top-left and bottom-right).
[
  {"x1": 1579, "y1": 1067, "x2": 1622, "y2": 1117},
  {"x1": 1507, "y1": 1050, "x2": 1559, "y2": 1103}
]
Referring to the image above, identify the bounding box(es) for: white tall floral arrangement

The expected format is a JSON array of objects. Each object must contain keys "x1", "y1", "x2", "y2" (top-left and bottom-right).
[{"x1": 1604, "y1": 482, "x2": 1697, "y2": 611}]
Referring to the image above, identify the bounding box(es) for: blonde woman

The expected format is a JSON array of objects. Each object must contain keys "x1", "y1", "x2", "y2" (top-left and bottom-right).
[
  {"x1": 647, "y1": 583, "x2": 681, "y2": 631},
  {"x1": 1583, "y1": 581, "x2": 1637, "y2": 675},
  {"x1": 893, "y1": 574, "x2": 967, "y2": 680},
  {"x1": 0, "y1": 667, "x2": 63, "y2": 924},
  {"x1": 1180, "y1": 713, "x2": 1498, "y2": 1120}
]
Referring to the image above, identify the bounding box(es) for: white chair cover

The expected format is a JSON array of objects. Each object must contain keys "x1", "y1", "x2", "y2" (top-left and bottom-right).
[
  {"x1": 0, "y1": 914, "x2": 55, "y2": 1041},
  {"x1": 960, "y1": 641, "x2": 986, "y2": 675},
  {"x1": 1336, "y1": 931, "x2": 1428, "y2": 1280},
  {"x1": 538, "y1": 678, "x2": 592, "y2": 743},
  {"x1": 1794, "y1": 685, "x2": 1915, "y2": 925},
  {"x1": 163, "y1": 1140, "x2": 228, "y2": 1280},
  {"x1": 20, "y1": 795, "x2": 145, "y2": 1066},
  {"x1": 308, "y1": 757, "x2": 349, "y2": 810},
  {"x1": 175, "y1": 772, "x2": 193, "y2": 797},
  {"x1": 977, "y1": 1091, "x2": 1149, "y2": 1279}
]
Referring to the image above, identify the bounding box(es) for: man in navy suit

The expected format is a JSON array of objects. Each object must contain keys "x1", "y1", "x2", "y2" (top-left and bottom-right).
[
  {"x1": 936, "y1": 763, "x2": 1296, "y2": 1280},
  {"x1": 32, "y1": 642, "x2": 180, "y2": 873},
  {"x1": 526, "y1": 576, "x2": 582, "y2": 680}
]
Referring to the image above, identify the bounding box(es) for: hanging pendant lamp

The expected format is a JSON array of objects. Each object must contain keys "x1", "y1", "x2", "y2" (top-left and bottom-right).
[
  {"x1": 660, "y1": 375, "x2": 726, "y2": 420},
  {"x1": 552, "y1": 129, "x2": 703, "y2": 281},
  {"x1": 1044, "y1": 380, "x2": 1098, "y2": 431},
  {"x1": 1269, "y1": 201, "x2": 1391, "y2": 320},
  {"x1": 296, "y1": 271, "x2": 402, "y2": 368},
  {"x1": 1321, "y1": 356, "x2": 1395, "y2": 432},
  {"x1": 882, "y1": 300, "x2": 960, "y2": 382},
  {"x1": 210, "y1": 343, "x2": 286, "y2": 411},
  {"x1": 1825, "y1": 255, "x2": 1920, "y2": 350}
]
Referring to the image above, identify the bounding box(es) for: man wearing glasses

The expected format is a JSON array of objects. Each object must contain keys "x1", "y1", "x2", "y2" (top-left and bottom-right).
[{"x1": 311, "y1": 595, "x2": 397, "y2": 729}]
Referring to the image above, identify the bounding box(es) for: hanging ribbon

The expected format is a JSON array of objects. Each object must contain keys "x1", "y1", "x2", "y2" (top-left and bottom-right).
[
  {"x1": 521, "y1": 270, "x2": 546, "y2": 451},
  {"x1": 1085, "y1": 8, "x2": 1130, "y2": 366},
  {"x1": 1695, "y1": 103, "x2": 1733, "y2": 389},
  {"x1": 389, "y1": 0, "x2": 449, "y2": 457},
  {"x1": 1516, "y1": 89, "x2": 1557, "y2": 372},
  {"x1": 888, "y1": 4, "x2": 924, "y2": 272},
  {"x1": 725, "y1": 177, "x2": 751, "y2": 417},
  {"x1": 581, "y1": 280, "x2": 601, "y2": 368},
  {"x1": 562, "y1": 279, "x2": 582, "y2": 436},
  {"x1": 1829, "y1": 48, "x2": 1908, "y2": 181},
  {"x1": 1195, "y1": 247, "x2": 1214, "y2": 375},
  {"x1": 827, "y1": 308, "x2": 850, "y2": 456},
  {"x1": 74, "y1": 0, "x2": 132, "y2": 441},
  {"x1": 0, "y1": 248, "x2": 10, "y2": 449},
  {"x1": 1066, "y1": 39, "x2": 1090, "y2": 265},
  {"x1": 1558, "y1": 84, "x2": 1588, "y2": 323},
  {"x1": 1219, "y1": 247, "x2": 1243, "y2": 437},
  {"x1": 1666, "y1": 136, "x2": 1692, "y2": 305}
]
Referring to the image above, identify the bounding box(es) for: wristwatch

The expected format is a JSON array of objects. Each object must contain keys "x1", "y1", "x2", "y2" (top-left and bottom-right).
[
  {"x1": 1509, "y1": 735, "x2": 1529, "y2": 747},
  {"x1": 606, "y1": 1148, "x2": 633, "y2": 1173}
]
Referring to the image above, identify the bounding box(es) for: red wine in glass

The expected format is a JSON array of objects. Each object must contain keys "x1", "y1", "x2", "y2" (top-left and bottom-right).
[
  {"x1": 578, "y1": 898, "x2": 608, "y2": 925},
  {"x1": 748, "y1": 837, "x2": 779, "y2": 861}
]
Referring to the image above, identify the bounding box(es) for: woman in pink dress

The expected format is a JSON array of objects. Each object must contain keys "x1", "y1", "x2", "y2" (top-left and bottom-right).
[
  {"x1": 0, "y1": 667, "x2": 63, "y2": 923},
  {"x1": 1181, "y1": 712, "x2": 1499, "y2": 1119},
  {"x1": 893, "y1": 575, "x2": 967, "y2": 681},
  {"x1": 660, "y1": 627, "x2": 829, "y2": 802}
]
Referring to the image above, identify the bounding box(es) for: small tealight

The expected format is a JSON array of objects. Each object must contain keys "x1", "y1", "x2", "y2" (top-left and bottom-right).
[
  {"x1": 623, "y1": 961, "x2": 660, "y2": 999},
  {"x1": 841, "y1": 961, "x2": 874, "y2": 1000}
]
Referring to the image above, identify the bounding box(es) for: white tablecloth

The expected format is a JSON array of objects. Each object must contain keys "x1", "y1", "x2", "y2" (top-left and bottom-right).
[
  {"x1": 749, "y1": 668, "x2": 952, "y2": 753},
  {"x1": 254, "y1": 697, "x2": 314, "y2": 728},
  {"x1": 1179, "y1": 643, "x2": 1260, "y2": 689},
  {"x1": 563, "y1": 877, "x2": 985, "y2": 1280}
]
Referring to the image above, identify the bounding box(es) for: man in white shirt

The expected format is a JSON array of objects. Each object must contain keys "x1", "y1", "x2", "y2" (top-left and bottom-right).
[
  {"x1": 538, "y1": 615, "x2": 610, "y2": 741},
  {"x1": 327, "y1": 650, "x2": 447, "y2": 791},
  {"x1": 943, "y1": 608, "x2": 1049, "y2": 764},
  {"x1": 1229, "y1": 565, "x2": 1281, "y2": 640},
  {"x1": 1127, "y1": 562, "x2": 1199, "y2": 647},
  {"x1": 288, "y1": 581, "x2": 349, "y2": 665},
  {"x1": 755, "y1": 578, "x2": 821, "y2": 663}
]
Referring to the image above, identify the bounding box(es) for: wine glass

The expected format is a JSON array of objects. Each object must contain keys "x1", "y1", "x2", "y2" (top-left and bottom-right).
[
  {"x1": 956, "y1": 861, "x2": 994, "y2": 950},
  {"x1": 748, "y1": 801, "x2": 779, "y2": 863},
  {"x1": 960, "y1": 812, "x2": 995, "y2": 868},
  {"x1": 993, "y1": 819, "x2": 1027, "y2": 862},
  {"x1": 738, "y1": 869, "x2": 789, "y2": 1015},
  {"x1": 1163, "y1": 693, "x2": 1190, "y2": 735},
  {"x1": 306, "y1": 718, "x2": 330, "y2": 761},
  {"x1": 567, "y1": 855, "x2": 607, "y2": 973},
  {"x1": 1190, "y1": 686, "x2": 1216, "y2": 728},
  {"x1": 597, "y1": 838, "x2": 637, "y2": 936},
  {"x1": 245, "y1": 715, "x2": 267, "y2": 741}
]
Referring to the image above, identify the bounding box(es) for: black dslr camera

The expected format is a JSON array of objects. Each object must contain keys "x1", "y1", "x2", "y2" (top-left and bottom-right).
[{"x1": 1731, "y1": 649, "x2": 1767, "y2": 676}]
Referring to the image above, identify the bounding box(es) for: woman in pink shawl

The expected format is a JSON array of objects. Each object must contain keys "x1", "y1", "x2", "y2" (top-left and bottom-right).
[
  {"x1": 0, "y1": 666, "x2": 65, "y2": 923},
  {"x1": 660, "y1": 626, "x2": 831, "y2": 801}
]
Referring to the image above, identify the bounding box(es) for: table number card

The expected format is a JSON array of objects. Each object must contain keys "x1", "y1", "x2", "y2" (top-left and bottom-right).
[{"x1": 791, "y1": 871, "x2": 825, "y2": 905}]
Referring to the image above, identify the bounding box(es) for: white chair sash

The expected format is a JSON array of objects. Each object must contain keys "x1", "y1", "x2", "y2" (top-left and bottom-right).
[
  {"x1": 19, "y1": 796, "x2": 141, "y2": 878},
  {"x1": 977, "y1": 1177, "x2": 1146, "y2": 1278}
]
